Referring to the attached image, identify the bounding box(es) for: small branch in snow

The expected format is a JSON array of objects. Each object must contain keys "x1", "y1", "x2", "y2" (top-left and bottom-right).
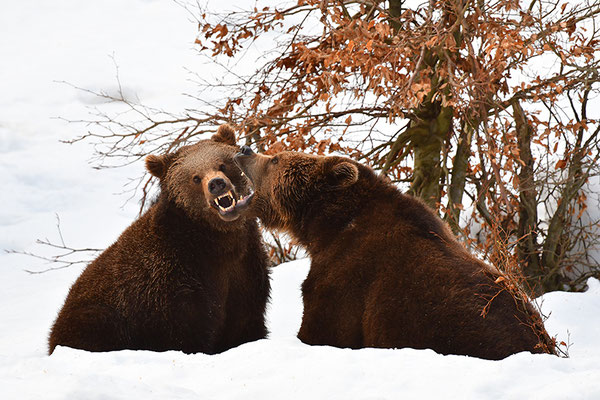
[{"x1": 5, "y1": 214, "x2": 102, "y2": 274}]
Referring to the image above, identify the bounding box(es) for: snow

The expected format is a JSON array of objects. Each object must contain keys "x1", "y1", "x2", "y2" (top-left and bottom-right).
[
  {"x1": 1, "y1": 258, "x2": 600, "y2": 399},
  {"x1": 1, "y1": 1, "x2": 599, "y2": 399}
]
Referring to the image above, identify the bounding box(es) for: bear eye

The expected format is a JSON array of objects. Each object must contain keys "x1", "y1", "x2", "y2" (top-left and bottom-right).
[
  {"x1": 193, "y1": 175, "x2": 201, "y2": 184},
  {"x1": 218, "y1": 164, "x2": 226, "y2": 172},
  {"x1": 271, "y1": 157, "x2": 279, "y2": 165}
]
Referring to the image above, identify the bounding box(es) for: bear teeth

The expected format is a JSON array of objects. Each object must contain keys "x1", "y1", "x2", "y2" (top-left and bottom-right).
[{"x1": 215, "y1": 191, "x2": 235, "y2": 211}]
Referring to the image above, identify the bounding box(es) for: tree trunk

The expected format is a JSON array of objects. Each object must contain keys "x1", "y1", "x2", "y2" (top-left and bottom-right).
[
  {"x1": 446, "y1": 119, "x2": 474, "y2": 232},
  {"x1": 512, "y1": 99, "x2": 543, "y2": 293},
  {"x1": 407, "y1": 101, "x2": 452, "y2": 208}
]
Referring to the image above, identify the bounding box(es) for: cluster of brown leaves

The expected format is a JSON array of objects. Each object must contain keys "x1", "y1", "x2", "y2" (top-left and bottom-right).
[{"x1": 197, "y1": 0, "x2": 598, "y2": 153}]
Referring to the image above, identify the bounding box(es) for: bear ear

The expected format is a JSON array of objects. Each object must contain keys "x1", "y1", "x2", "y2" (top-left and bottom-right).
[
  {"x1": 327, "y1": 160, "x2": 359, "y2": 188},
  {"x1": 146, "y1": 154, "x2": 171, "y2": 178},
  {"x1": 211, "y1": 124, "x2": 237, "y2": 146}
]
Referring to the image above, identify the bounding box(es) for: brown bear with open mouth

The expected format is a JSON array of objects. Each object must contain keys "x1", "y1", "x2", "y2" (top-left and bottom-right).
[
  {"x1": 48, "y1": 126, "x2": 270, "y2": 355},
  {"x1": 234, "y1": 146, "x2": 555, "y2": 360}
]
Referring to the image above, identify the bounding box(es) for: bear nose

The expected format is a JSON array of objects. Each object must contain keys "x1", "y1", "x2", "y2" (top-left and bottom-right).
[
  {"x1": 208, "y1": 177, "x2": 227, "y2": 195},
  {"x1": 239, "y1": 145, "x2": 254, "y2": 156}
]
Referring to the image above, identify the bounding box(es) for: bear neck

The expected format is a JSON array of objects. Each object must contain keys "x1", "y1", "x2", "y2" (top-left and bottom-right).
[
  {"x1": 150, "y1": 193, "x2": 250, "y2": 249},
  {"x1": 288, "y1": 167, "x2": 382, "y2": 253},
  {"x1": 288, "y1": 170, "x2": 456, "y2": 256}
]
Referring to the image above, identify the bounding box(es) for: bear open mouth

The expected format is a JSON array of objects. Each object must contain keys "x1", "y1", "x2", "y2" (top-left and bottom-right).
[
  {"x1": 213, "y1": 189, "x2": 255, "y2": 215},
  {"x1": 214, "y1": 191, "x2": 236, "y2": 212}
]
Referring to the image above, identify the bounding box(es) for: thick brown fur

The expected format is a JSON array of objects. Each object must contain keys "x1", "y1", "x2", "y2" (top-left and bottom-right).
[
  {"x1": 235, "y1": 150, "x2": 555, "y2": 360},
  {"x1": 48, "y1": 126, "x2": 270, "y2": 355}
]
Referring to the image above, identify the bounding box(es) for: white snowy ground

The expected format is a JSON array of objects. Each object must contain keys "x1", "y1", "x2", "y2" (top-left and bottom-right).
[
  {"x1": 1, "y1": 258, "x2": 599, "y2": 400},
  {"x1": 1, "y1": 1, "x2": 600, "y2": 399}
]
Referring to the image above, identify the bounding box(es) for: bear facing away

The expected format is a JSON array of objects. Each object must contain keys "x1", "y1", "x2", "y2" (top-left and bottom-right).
[
  {"x1": 48, "y1": 126, "x2": 270, "y2": 355},
  {"x1": 235, "y1": 147, "x2": 555, "y2": 360}
]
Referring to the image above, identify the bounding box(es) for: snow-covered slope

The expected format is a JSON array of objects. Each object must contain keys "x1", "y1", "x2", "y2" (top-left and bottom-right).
[{"x1": 1, "y1": 1, "x2": 599, "y2": 399}]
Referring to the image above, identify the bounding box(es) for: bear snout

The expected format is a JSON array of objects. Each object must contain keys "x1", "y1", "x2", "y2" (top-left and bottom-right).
[
  {"x1": 239, "y1": 145, "x2": 254, "y2": 156},
  {"x1": 234, "y1": 147, "x2": 259, "y2": 184},
  {"x1": 208, "y1": 177, "x2": 228, "y2": 195}
]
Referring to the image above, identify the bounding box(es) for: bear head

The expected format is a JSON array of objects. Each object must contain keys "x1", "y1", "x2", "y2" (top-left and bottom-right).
[
  {"x1": 146, "y1": 125, "x2": 254, "y2": 225},
  {"x1": 234, "y1": 146, "x2": 359, "y2": 231}
]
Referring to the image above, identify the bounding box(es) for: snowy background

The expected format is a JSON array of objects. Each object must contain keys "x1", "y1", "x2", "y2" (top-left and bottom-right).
[{"x1": 1, "y1": 1, "x2": 599, "y2": 398}]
